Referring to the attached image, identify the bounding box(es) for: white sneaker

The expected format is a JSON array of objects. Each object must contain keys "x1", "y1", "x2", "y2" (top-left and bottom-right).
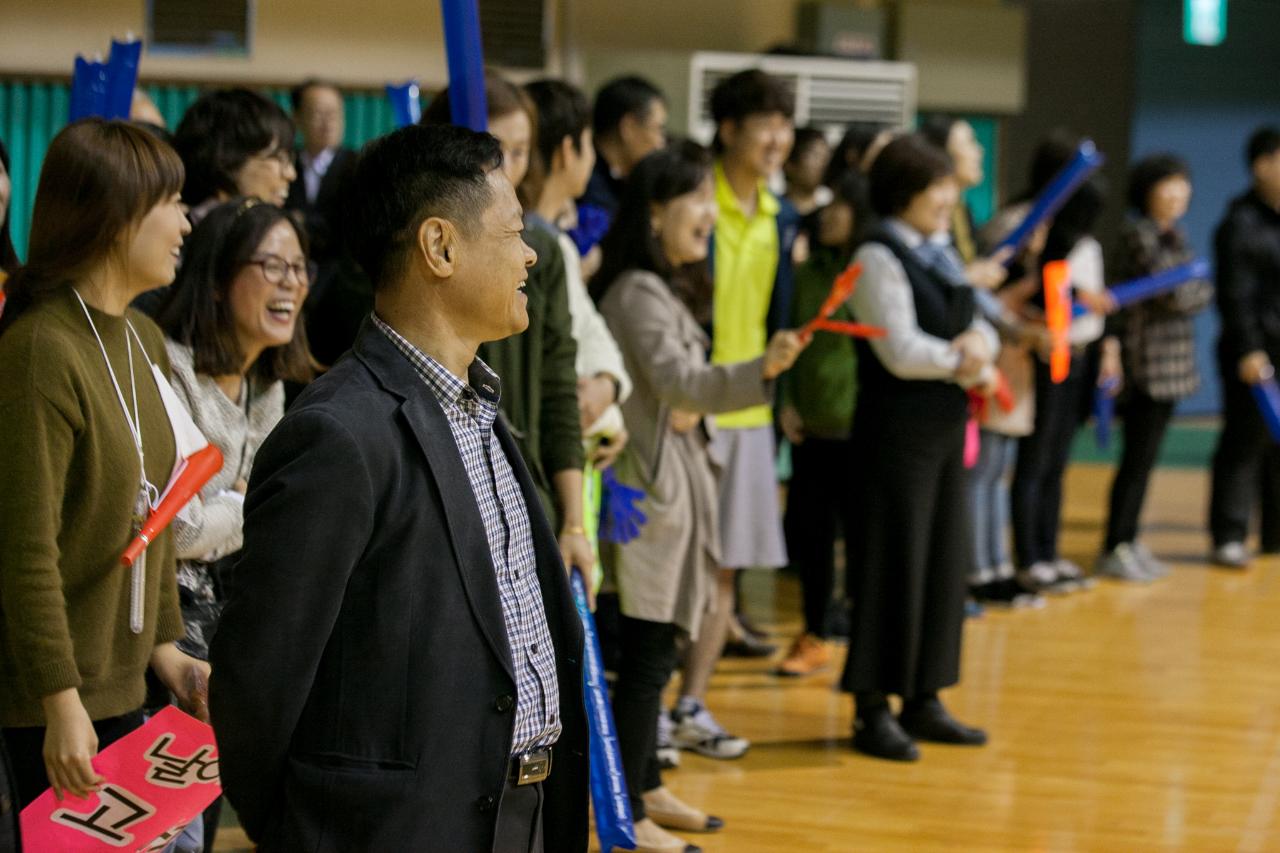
[
  {"x1": 1131, "y1": 542, "x2": 1170, "y2": 579},
  {"x1": 1212, "y1": 542, "x2": 1249, "y2": 568},
  {"x1": 1095, "y1": 544, "x2": 1152, "y2": 583},
  {"x1": 1016, "y1": 561, "x2": 1060, "y2": 593},
  {"x1": 656, "y1": 709, "x2": 680, "y2": 770},
  {"x1": 670, "y1": 702, "x2": 749, "y2": 760},
  {"x1": 1053, "y1": 558, "x2": 1096, "y2": 591}
]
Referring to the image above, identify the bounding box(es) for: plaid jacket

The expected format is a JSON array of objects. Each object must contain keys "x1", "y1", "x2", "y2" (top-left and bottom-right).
[{"x1": 1109, "y1": 218, "x2": 1213, "y2": 401}]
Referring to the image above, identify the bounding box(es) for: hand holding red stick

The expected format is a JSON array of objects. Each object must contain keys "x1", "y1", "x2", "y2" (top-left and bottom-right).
[
  {"x1": 799, "y1": 262, "x2": 863, "y2": 343},
  {"x1": 121, "y1": 444, "x2": 224, "y2": 567}
]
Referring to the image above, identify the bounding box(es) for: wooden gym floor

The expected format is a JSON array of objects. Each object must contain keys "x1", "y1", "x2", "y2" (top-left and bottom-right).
[{"x1": 216, "y1": 460, "x2": 1280, "y2": 852}]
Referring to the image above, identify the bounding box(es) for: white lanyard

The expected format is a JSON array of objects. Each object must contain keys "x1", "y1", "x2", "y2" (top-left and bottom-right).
[
  {"x1": 73, "y1": 289, "x2": 157, "y2": 633},
  {"x1": 73, "y1": 290, "x2": 160, "y2": 508}
]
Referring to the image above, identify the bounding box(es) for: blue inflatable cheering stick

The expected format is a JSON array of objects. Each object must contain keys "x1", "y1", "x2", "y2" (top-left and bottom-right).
[
  {"x1": 386, "y1": 80, "x2": 422, "y2": 128},
  {"x1": 104, "y1": 36, "x2": 142, "y2": 120},
  {"x1": 1252, "y1": 365, "x2": 1280, "y2": 443},
  {"x1": 1073, "y1": 258, "x2": 1212, "y2": 318},
  {"x1": 570, "y1": 568, "x2": 637, "y2": 852},
  {"x1": 994, "y1": 140, "x2": 1105, "y2": 261},
  {"x1": 440, "y1": 0, "x2": 488, "y2": 132},
  {"x1": 70, "y1": 55, "x2": 109, "y2": 121},
  {"x1": 1094, "y1": 376, "x2": 1119, "y2": 450}
]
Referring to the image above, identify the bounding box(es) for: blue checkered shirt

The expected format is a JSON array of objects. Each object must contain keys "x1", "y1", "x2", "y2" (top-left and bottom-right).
[{"x1": 374, "y1": 314, "x2": 562, "y2": 755}]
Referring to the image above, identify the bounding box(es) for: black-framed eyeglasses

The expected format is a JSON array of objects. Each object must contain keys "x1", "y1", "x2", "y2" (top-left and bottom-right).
[{"x1": 247, "y1": 254, "x2": 315, "y2": 286}]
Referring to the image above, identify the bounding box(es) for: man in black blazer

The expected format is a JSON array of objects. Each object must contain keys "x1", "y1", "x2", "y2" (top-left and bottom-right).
[{"x1": 209, "y1": 123, "x2": 588, "y2": 852}]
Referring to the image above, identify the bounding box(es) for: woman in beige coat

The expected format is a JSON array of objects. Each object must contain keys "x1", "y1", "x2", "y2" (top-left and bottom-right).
[{"x1": 593, "y1": 140, "x2": 805, "y2": 853}]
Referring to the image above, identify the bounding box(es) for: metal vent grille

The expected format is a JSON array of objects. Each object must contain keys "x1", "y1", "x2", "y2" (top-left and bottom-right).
[
  {"x1": 147, "y1": 0, "x2": 253, "y2": 55},
  {"x1": 479, "y1": 0, "x2": 547, "y2": 70},
  {"x1": 688, "y1": 51, "x2": 916, "y2": 142}
]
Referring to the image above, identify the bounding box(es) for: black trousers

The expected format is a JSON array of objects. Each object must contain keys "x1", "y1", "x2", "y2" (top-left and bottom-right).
[
  {"x1": 611, "y1": 615, "x2": 678, "y2": 820},
  {"x1": 1011, "y1": 358, "x2": 1086, "y2": 568},
  {"x1": 1210, "y1": 361, "x2": 1280, "y2": 547},
  {"x1": 840, "y1": 406, "x2": 973, "y2": 698},
  {"x1": 784, "y1": 437, "x2": 857, "y2": 637},
  {"x1": 493, "y1": 778, "x2": 544, "y2": 853},
  {"x1": 2, "y1": 709, "x2": 144, "y2": 809},
  {"x1": 1104, "y1": 389, "x2": 1176, "y2": 550}
]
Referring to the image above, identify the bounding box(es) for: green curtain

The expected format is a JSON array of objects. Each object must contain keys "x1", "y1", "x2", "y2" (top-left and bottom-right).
[{"x1": 0, "y1": 78, "x2": 403, "y2": 260}]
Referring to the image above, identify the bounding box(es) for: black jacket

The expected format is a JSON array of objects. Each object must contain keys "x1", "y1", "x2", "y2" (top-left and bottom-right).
[
  {"x1": 286, "y1": 147, "x2": 357, "y2": 262},
  {"x1": 1215, "y1": 189, "x2": 1280, "y2": 364},
  {"x1": 208, "y1": 321, "x2": 588, "y2": 852}
]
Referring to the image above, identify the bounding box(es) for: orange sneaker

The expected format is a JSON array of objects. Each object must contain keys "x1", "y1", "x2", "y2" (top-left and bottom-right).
[{"x1": 775, "y1": 633, "x2": 831, "y2": 677}]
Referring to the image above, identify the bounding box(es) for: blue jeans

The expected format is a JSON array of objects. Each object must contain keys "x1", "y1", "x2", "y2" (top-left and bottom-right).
[{"x1": 969, "y1": 430, "x2": 1018, "y2": 581}]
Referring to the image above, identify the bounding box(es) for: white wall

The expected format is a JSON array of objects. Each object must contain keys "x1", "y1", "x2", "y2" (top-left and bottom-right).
[{"x1": 0, "y1": 0, "x2": 449, "y2": 87}]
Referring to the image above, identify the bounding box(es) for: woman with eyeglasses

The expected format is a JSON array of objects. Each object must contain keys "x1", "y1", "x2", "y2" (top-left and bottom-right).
[
  {"x1": 157, "y1": 198, "x2": 315, "y2": 660},
  {"x1": 153, "y1": 198, "x2": 314, "y2": 850},
  {"x1": 172, "y1": 89, "x2": 298, "y2": 224}
]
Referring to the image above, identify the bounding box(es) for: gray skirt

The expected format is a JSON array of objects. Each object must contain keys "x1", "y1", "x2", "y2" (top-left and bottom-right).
[{"x1": 708, "y1": 424, "x2": 787, "y2": 570}]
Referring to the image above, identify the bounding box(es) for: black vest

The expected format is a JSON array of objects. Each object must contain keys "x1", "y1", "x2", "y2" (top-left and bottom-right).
[{"x1": 855, "y1": 227, "x2": 975, "y2": 422}]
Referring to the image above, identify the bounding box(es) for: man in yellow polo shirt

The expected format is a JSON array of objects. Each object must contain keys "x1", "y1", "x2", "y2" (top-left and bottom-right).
[{"x1": 666, "y1": 68, "x2": 799, "y2": 762}]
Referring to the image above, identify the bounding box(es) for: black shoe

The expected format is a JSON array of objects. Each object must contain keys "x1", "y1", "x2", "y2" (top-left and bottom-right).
[
  {"x1": 899, "y1": 698, "x2": 987, "y2": 746},
  {"x1": 734, "y1": 612, "x2": 769, "y2": 640},
  {"x1": 722, "y1": 620, "x2": 778, "y2": 658},
  {"x1": 852, "y1": 709, "x2": 920, "y2": 761},
  {"x1": 972, "y1": 578, "x2": 1045, "y2": 609}
]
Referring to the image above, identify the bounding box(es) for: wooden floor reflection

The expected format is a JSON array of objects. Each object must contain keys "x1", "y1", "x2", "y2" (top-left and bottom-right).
[
  {"x1": 215, "y1": 462, "x2": 1280, "y2": 851},
  {"x1": 654, "y1": 463, "x2": 1280, "y2": 853}
]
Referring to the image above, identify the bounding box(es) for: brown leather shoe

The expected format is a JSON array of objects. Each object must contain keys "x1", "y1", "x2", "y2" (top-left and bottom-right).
[{"x1": 775, "y1": 633, "x2": 832, "y2": 677}]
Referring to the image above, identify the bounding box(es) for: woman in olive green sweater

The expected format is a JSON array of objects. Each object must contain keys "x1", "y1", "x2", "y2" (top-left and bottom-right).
[{"x1": 0, "y1": 119, "x2": 207, "y2": 808}]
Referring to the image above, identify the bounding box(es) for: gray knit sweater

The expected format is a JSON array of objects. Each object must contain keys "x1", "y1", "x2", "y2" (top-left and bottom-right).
[
  {"x1": 165, "y1": 340, "x2": 284, "y2": 657},
  {"x1": 165, "y1": 340, "x2": 285, "y2": 562}
]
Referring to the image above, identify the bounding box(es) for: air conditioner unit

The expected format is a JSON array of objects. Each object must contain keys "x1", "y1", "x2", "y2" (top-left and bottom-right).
[{"x1": 687, "y1": 51, "x2": 916, "y2": 143}]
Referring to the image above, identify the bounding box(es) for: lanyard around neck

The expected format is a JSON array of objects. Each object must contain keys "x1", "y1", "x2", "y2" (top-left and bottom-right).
[{"x1": 73, "y1": 290, "x2": 159, "y2": 510}]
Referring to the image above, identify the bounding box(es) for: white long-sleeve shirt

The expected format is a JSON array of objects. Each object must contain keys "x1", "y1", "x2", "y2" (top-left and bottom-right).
[
  {"x1": 851, "y1": 219, "x2": 998, "y2": 387},
  {"x1": 557, "y1": 231, "x2": 632, "y2": 439}
]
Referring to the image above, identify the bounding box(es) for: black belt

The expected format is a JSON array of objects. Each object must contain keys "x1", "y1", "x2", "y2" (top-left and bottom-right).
[{"x1": 508, "y1": 747, "x2": 552, "y2": 786}]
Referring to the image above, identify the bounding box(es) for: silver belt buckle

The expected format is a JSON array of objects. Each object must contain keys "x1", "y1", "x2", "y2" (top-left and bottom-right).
[{"x1": 514, "y1": 749, "x2": 551, "y2": 786}]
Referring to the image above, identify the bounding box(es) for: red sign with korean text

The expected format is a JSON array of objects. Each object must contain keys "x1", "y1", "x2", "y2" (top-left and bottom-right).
[{"x1": 19, "y1": 706, "x2": 221, "y2": 851}]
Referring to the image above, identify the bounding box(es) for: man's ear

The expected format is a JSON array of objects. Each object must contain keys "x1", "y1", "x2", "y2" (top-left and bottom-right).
[
  {"x1": 717, "y1": 119, "x2": 738, "y2": 151},
  {"x1": 554, "y1": 135, "x2": 575, "y2": 175},
  {"x1": 416, "y1": 216, "x2": 458, "y2": 278}
]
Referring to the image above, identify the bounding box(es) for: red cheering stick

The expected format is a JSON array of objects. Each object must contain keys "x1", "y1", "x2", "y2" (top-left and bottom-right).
[
  {"x1": 121, "y1": 444, "x2": 224, "y2": 567},
  {"x1": 809, "y1": 318, "x2": 887, "y2": 339},
  {"x1": 993, "y1": 369, "x2": 1015, "y2": 413},
  {"x1": 800, "y1": 261, "x2": 863, "y2": 342},
  {"x1": 1042, "y1": 259, "x2": 1072, "y2": 384}
]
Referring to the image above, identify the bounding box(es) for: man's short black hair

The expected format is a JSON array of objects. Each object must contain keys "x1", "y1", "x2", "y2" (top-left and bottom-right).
[
  {"x1": 710, "y1": 69, "x2": 795, "y2": 126},
  {"x1": 867, "y1": 133, "x2": 953, "y2": 218},
  {"x1": 787, "y1": 126, "x2": 828, "y2": 167},
  {"x1": 291, "y1": 78, "x2": 341, "y2": 112},
  {"x1": 592, "y1": 76, "x2": 664, "y2": 140},
  {"x1": 173, "y1": 89, "x2": 295, "y2": 207},
  {"x1": 710, "y1": 69, "x2": 795, "y2": 153},
  {"x1": 1127, "y1": 153, "x2": 1190, "y2": 214},
  {"x1": 346, "y1": 124, "x2": 504, "y2": 289},
  {"x1": 525, "y1": 79, "x2": 591, "y2": 170},
  {"x1": 1247, "y1": 126, "x2": 1280, "y2": 167}
]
